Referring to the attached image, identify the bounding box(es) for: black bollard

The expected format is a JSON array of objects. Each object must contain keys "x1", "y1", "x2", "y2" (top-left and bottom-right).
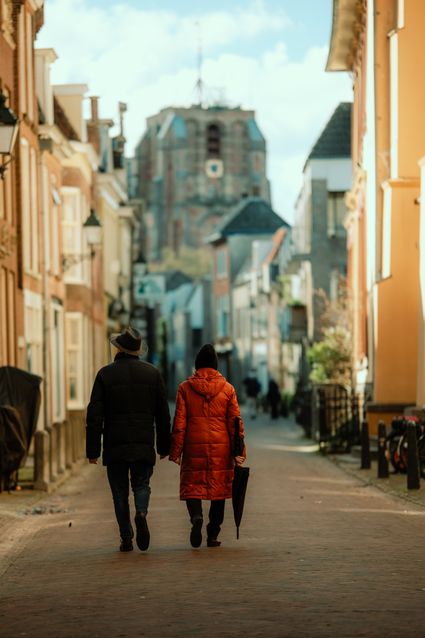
[
  {"x1": 360, "y1": 420, "x2": 371, "y2": 469},
  {"x1": 377, "y1": 421, "x2": 389, "y2": 478},
  {"x1": 407, "y1": 422, "x2": 421, "y2": 490}
]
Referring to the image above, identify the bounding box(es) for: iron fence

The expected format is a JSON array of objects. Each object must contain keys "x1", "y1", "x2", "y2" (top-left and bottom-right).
[{"x1": 311, "y1": 384, "x2": 363, "y2": 452}]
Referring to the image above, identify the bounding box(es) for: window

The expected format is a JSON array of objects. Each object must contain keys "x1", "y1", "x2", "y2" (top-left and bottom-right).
[
  {"x1": 329, "y1": 268, "x2": 340, "y2": 302},
  {"x1": 51, "y1": 301, "x2": 65, "y2": 421},
  {"x1": 30, "y1": 148, "x2": 39, "y2": 271},
  {"x1": 17, "y1": 8, "x2": 35, "y2": 120},
  {"x1": 42, "y1": 165, "x2": 50, "y2": 273},
  {"x1": 24, "y1": 290, "x2": 42, "y2": 375},
  {"x1": 192, "y1": 328, "x2": 202, "y2": 350},
  {"x1": 21, "y1": 139, "x2": 31, "y2": 271},
  {"x1": 258, "y1": 306, "x2": 268, "y2": 338},
  {"x1": 216, "y1": 247, "x2": 227, "y2": 279},
  {"x1": 51, "y1": 203, "x2": 61, "y2": 276},
  {"x1": 21, "y1": 139, "x2": 39, "y2": 273},
  {"x1": 0, "y1": 266, "x2": 15, "y2": 366},
  {"x1": 327, "y1": 192, "x2": 347, "y2": 238},
  {"x1": 25, "y1": 11, "x2": 34, "y2": 122},
  {"x1": 207, "y1": 124, "x2": 221, "y2": 158},
  {"x1": 66, "y1": 313, "x2": 84, "y2": 407},
  {"x1": 0, "y1": 88, "x2": 12, "y2": 224},
  {"x1": 216, "y1": 295, "x2": 230, "y2": 338},
  {"x1": 18, "y1": 10, "x2": 27, "y2": 115},
  {"x1": 62, "y1": 187, "x2": 85, "y2": 282}
]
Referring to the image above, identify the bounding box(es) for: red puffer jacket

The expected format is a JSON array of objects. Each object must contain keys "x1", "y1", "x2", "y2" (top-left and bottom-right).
[{"x1": 170, "y1": 368, "x2": 245, "y2": 500}]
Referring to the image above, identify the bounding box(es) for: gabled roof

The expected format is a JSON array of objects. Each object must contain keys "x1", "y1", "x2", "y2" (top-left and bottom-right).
[
  {"x1": 155, "y1": 269, "x2": 193, "y2": 291},
  {"x1": 54, "y1": 96, "x2": 80, "y2": 141},
  {"x1": 264, "y1": 227, "x2": 288, "y2": 265},
  {"x1": 157, "y1": 112, "x2": 187, "y2": 140},
  {"x1": 307, "y1": 102, "x2": 351, "y2": 162},
  {"x1": 247, "y1": 118, "x2": 265, "y2": 143},
  {"x1": 208, "y1": 197, "x2": 289, "y2": 244}
]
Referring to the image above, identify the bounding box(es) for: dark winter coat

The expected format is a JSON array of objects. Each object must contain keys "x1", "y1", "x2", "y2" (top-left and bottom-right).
[
  {"x1": 86, "y1": 353, "x2": 171, "y2": 466},
  {"x1": 170, "y1": 368, "x2": 246, "y2": 500},
  {"x1": 243, "y1": 376, "x2": 261, "y2": 397}
]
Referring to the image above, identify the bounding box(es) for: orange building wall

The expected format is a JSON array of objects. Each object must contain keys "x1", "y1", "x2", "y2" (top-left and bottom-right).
[
  {"x1": 397, "y1": 0, "x2": 425, "y2": 179},
  {"x1": 374, "y1": 181, "x2": 420, "y2": 404}
]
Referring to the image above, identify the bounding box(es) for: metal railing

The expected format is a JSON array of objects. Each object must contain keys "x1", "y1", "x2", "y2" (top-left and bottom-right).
[{"x1": 311, "y1": 383, "x2": 363, "y2": 452}]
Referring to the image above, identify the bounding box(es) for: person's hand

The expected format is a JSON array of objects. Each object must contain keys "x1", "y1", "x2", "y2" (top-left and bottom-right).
[
  {"x1": 169, "y1": 457, "x2": 181, "y2": 465},
  {"x1": 160, "y1": 455, "x2": 168, "y2": 460},
  {"x1": 235, "y1": 456, "x2": 245, "y2": 466},
  {"x1": 89, "y1": 459, "x2": 98, "y2": 464}
]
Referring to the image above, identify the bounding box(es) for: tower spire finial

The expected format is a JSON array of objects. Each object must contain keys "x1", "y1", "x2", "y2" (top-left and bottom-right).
[{"x1": 195, "y1": 21, "x2": 204, "y2": 107}]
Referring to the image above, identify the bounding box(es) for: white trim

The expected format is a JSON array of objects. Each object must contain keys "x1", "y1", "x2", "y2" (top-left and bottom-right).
[
  {"x1": 51, "y1": 300, "x2": 66, "y2": 422},
  {"x1": 23, "y1": 290, "x2": 43, "y2": 376},
  {"x1": 381, "y1": 184, "x2": 392, "y2": 279},
  {"x1": 390, "y1": 32, "x2": 399, "y2": 179},
  {"x1": 398, "y1": 0, "x2": 405, "y2": 29},
  {"x1": 66, "y1": 312, "x2": 85, "y2": 410}
]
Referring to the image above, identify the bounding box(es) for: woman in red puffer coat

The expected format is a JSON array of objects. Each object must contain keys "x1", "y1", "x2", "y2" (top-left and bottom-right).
[{"x1": 170, "y1": 344, "x2": 246, "y2": 548}]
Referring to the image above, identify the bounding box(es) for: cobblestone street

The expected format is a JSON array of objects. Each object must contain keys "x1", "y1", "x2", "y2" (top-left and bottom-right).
[{"x1": 2, "y1": 416, "x2": 425, "y2": 637}]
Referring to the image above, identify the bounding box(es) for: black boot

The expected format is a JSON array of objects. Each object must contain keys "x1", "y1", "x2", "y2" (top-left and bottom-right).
[
  {"x1": 190, "y1": 516, "x2": 203, "y2": 548},
  {"x1": 120, "y1": 538, "x2": 133, "y2": 552},
  {"x1": 207, "y1": 538, "x2": 221, "y2": 547},
  {"x1": 134, "y1": 512, "x2": 150, "y2": 551},
  {"x1": 206, "y1": 522, "x2": 221, "y2": 547}
]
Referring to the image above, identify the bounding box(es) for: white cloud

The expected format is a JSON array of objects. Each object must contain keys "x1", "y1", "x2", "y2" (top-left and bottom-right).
[{"x1": 38, "y1": 0, "x2": 351, "y2": 222}]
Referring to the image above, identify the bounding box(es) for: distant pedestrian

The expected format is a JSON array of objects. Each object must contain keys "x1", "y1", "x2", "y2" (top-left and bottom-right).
[
  {"x1": 170, "y1": 344, "x2": 246, "y2": 548},
  {"x1": 86, "y1": 327, "x2": 171, "y2": 553},
  {"x1": 267, "y1": 379, "x2": 281, "y2": 420},
  {"x1": 243, "y1": 370, "x2": 261, "y2": 418}
]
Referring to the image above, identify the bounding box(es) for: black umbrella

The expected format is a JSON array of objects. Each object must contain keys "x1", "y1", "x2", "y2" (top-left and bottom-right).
[{"x1": 232, "y1": 417, "x2": 250, "y2": 539}]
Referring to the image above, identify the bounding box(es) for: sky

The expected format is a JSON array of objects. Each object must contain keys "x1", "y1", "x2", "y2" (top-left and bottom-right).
[{"x1": 37, "y1": 0, "x2": 352, "y2": 222}]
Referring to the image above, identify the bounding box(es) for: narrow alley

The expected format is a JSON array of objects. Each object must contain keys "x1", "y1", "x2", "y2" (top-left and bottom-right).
[{"x1": 1, "y1": 416, "x2": 425, "y2": 638}]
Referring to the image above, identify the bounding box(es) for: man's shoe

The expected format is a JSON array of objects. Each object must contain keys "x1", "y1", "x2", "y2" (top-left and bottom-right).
[
  {"x1": 207, "y1": 538, "x2": 221, "y2": 548},
  {"x1": 120, "y1": 539, "x2": 133, "y2": 552},
  {"x1": 135, "y1": 512, "x2": 150, "y2": 551},
  {"x1": 190, "y1": 516, "x2": 203, "y2": 548}
]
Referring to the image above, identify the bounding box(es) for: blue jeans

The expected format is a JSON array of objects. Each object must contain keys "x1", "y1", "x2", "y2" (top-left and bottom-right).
[{"x1": 106, "y1": 461, "x2": 153, "y2": 541}]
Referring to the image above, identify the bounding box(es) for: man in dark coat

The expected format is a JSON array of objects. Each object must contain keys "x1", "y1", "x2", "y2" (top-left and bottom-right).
[
  {"x1": 266, "y1": 379, "x2": 281, "y2": 420},
  {"x1": 243, "y1": 369, "x2": 261, "y2": 419},
  {"x1": 86, "y1": 327, "x2": 171, "y2": 553}
]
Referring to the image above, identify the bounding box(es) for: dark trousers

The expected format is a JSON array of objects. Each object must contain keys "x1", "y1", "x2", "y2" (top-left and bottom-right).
[
  {"x1": 107, "y1": 461, "x2": 153, "y2": 541},
  {"x1": 186, "y1": 499, "x2": 225, "y2": 539},
  {"x1": 269, "y1": 399, "x2": 279, "y2": 419}
]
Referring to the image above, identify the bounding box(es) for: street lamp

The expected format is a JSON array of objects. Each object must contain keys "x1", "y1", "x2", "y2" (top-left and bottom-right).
[
  {"x1": 0, "y1": 93, "x2": 19, "y2": 180},
  {"x1": 62, "y1": 209, "x2": 102, "y2": 271},
  {"x1": 82, "y1": 209, "x2": 102, "y2": 377},
  {"x1": 83, "y1": 208, "x2": 102, "y2": 255}
]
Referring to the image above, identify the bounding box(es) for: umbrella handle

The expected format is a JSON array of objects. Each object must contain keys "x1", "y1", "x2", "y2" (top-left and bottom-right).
[{"x1": 237, "y1": 527, "x2": 240, "y2": 540}]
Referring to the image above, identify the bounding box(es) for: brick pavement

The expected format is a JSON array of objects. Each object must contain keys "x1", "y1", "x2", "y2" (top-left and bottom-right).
[{"x1": 1, "y1": 416, "x2": 425, "y2": 637}]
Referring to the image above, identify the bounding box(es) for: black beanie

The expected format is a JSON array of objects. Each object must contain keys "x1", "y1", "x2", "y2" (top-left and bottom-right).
[{"x1": 195, "y1": 344, "x2": 218, "y2": 370}]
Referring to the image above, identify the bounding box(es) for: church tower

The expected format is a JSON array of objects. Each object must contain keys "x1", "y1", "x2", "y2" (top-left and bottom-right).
[{"x1": 134, "y1": 104, "x2": 270, "y2": 260}]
